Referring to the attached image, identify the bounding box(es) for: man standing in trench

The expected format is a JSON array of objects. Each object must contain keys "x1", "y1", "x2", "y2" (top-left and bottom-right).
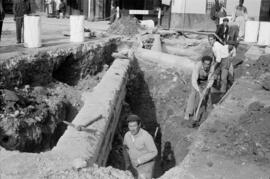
[
  {"x1": 123, "y1": 114, "x2": 158, "y2": 179},
  {"x1": 183, "y1": 56, "x2": 215, "y2": 126},
  {"x1": 208, "y1": 34, "x2": 234, "y2": 94}
]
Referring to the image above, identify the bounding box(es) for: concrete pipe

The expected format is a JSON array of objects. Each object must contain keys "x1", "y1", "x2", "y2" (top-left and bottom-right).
[
  {"x1": 24, "y1": 15, "x2": 42, "y2": 48},
  {"x1": 70, "y1": 15, "x2": 84, "y2": 43},
  {"x1": 258, "y1": 22, "x2": 270, "y2": 46},
  {"x1": 244, "y1": 21, "x2": 259, "y2": 43},
  {"x1": 135, "y1": 48, "x2": 195, "y2": 72}
]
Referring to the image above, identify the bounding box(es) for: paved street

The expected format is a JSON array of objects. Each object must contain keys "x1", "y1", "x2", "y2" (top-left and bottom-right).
[{"x1": 0, "y1": 14, "x2": 109, "y2": 58}]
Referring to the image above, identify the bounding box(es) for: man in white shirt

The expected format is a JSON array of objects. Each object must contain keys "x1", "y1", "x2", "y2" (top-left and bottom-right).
[
  {"x1": 123, "y1": 114, "x2": 158, "y2": 179},
  {"x1": 208, "y1": 34, "x2": 232, "y2": 93}
]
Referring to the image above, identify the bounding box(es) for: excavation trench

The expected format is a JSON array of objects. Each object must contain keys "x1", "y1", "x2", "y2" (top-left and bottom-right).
[
  {"x1": 0, "y1": 38, "x2": 117, "y2": 153},
  {"x1": 0, "y1": 34, "x2": 224, "y2": 178},
  {"x1": 107, "y1": 34, "x2": 222, "y2": 177}
]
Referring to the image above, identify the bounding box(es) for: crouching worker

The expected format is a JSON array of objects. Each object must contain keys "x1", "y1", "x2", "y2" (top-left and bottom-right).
[
  {"x1": 123, "y1": 114, "x2": 158, "y2": 179},
  {"x1": 183, "y1": 56, "x2": 215, "y2": 127}
]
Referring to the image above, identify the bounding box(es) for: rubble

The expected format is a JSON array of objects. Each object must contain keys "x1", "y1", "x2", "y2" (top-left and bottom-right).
[
  {"x1": 44, "y1": 165, "x2": 133, "y2": 179},
  {"x1": 108, "y1": 16, "x2": 143, "y2": 36},
  {"x1": 247, "y1": 54, "x2": 270, "y2": 78},
  {"x1": 0, "y1": 86, "x2": 67, "y2": 152}
]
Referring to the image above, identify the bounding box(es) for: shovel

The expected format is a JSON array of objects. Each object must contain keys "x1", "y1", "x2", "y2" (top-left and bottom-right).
[
  {"x1": 193, "y1": 88, "x2": 209, "y2": 122},
  {"x1": 63, "y1": 114, "x2": 103, "y2": 132}
]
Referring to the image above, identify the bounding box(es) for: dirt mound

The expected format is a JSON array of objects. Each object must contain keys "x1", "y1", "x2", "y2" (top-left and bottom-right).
[
  {"x1": 208, "y1": 102, "x2": 270, "y2": 165},
  {"x1": 44, "y1": 165, "x2": 133, "y2": 179},
  {"x1": 0, "y1": 86, "x2": 67, "y2": 152},
  {"x1": 248, "y1": 55, "x2": 270, "y2": 78},
  {"x1": 108, "y1": 16, "x2": 143, "y2": 36}
]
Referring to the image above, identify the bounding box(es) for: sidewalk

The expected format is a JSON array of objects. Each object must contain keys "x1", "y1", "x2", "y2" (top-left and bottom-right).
[{"x1": 0, "y1": 15, "x2": 110, "y2": 58}]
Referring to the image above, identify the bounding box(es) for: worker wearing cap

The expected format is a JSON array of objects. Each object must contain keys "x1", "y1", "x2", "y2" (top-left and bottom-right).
[{"x1": 123, "y1": 114, "x2": 158, "y2": 179}]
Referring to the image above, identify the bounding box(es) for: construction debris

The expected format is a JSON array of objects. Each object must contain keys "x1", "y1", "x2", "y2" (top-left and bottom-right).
[{"x1": 108, "y1": 16, "x2": 143, "y2": 36}]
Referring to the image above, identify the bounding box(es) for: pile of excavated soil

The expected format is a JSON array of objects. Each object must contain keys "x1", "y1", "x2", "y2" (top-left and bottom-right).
[
  {"x1": 108, "y1": 16, "x2": 143, "y2": 36},
  {"x1": 206, "y1": 101, "x2": 270, "y2": 166},
  {"x1": 0, "y1": 87, "x2": 67, "y2": 152},
  {"x1": 44, "y1": 165, "x2": 133, "y2": 179},
  {"x1": 248, "y1": 55, "x2": 270, "y2": 78},
  {"x1": 261, "y1": 74, "x2": 270, "y2": 91},
  {"x1": 142, "y1": 37, "x2": 154, "y2": 49},
  {"x1": 0, "y1": 66, "x2": 107, "y2": 153},
  {"x1": 240, "y1": 54, "x2": 270, "y2": 91}
]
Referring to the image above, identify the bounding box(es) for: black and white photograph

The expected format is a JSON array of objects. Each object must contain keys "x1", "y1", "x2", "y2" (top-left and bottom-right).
[{"x1": 0, "y1": 0, "x2": 270, "y2": 178}]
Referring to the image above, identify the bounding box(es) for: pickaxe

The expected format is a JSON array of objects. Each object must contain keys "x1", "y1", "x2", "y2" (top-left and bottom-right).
[{"x1": 62, "y1": 114, "x2": 103, "y2": 132}]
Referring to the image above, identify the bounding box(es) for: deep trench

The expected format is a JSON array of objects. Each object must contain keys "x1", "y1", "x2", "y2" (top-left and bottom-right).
[
  {"x1": 0, "y1": 44, "x2": 116, "y2": 153},
  {"x1": 0, "y1": 36, "x2": 246, "y2": 177},
  {"x1": 106, "y1": 37, "x2": 244, "y2": 177}
]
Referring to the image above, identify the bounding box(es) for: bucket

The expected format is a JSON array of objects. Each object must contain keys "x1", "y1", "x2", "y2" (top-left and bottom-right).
[
  {"x1": 140, "y1": 20, "x2": 155, "y2": 29},
  {"x1": 70, "y1": 15, "x2": 84, "y2": 43},
  {"x1": 258, "y1": 22, "x2": 270, "y2": 46},
  {"x1": 24, "y1": 15, "x2": 42, "y2": 48},
  {"x1": 244, "y1": 21, "x2": 259, "y2": 43}
]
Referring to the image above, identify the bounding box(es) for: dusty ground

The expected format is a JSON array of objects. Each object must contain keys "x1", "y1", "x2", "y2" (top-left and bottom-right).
[
  {"x1": 159, "y1": 42, "x2": 270, "y2": 178},
  {"x1": 2, "y1": 14, "x2": 270, "y2": 178},
  {"x1": 108, "y1": 16, "x2": 144, "y2": 36}
]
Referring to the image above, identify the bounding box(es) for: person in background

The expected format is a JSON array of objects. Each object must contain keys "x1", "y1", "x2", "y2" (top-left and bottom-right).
[
  {"x1": 58, "y1": 0, "x2": 66, "y2": 18},
  {"x1": 210, "y1": 0, "x2": 226, "y2": 30},
  {"x1": 216, "y1": 17, "x2": 229, "y2": 44},
  {"x1": 55, "y1": 0, "x2": 60, "y2": 18},
  {"x1": 232, "y1": 0, "x2": 248, "y2": 39},
  {"x1": 0, "y1": 0, "x2": 5, "y2": 41},
  {"x1": 109, "y1": 0, "x2": 116, "y2": 24},
  {"x1": 45, "y1": 0, "x2": 52, "y2": 17},
  {"x1": 13, "y1": 0, "x2": 31, "y2": 44},
  {"x1": 123, "y1": 114, "x2": 158, "y2": 179}
]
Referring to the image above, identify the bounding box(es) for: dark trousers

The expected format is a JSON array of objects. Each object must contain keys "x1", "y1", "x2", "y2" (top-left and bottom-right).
[
  {"x1": 110, "y1": 8, "x2": 116, "y2": 24},
  {"x1": 185, "y1": 80, "x2": 208, "y2": 117},
  {"x1": 228, "y1": 25, "x2": 239, "y2": 46},
  {"x1": 0, "y1": 20, "x2": 3, "y2": 40},
  {"x1": 15, "y1": 18, "x2": 24, "y2": 43},
  {"x1": 216, "y1": 57, "x2": 231, "y2": 93}
]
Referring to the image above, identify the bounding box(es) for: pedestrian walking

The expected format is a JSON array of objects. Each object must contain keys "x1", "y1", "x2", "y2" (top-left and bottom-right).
[
  {"x1": 13, "y1": 0, "x2": 31, "y2": 44},
  {"x1": 0, "y1": 0, "x2": 5, "y2": 41}
]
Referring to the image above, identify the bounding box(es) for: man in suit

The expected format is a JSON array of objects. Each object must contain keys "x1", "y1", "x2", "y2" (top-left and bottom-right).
[
  {"x1": 0, "y1": 0, "x2": 5, "y2": 41},
  {"x1": 216, "y1": 17, "x2": 229, "y2": 44},
  {"x1": 13, "y1": 0, "x2": 31, "y2": 44}
]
